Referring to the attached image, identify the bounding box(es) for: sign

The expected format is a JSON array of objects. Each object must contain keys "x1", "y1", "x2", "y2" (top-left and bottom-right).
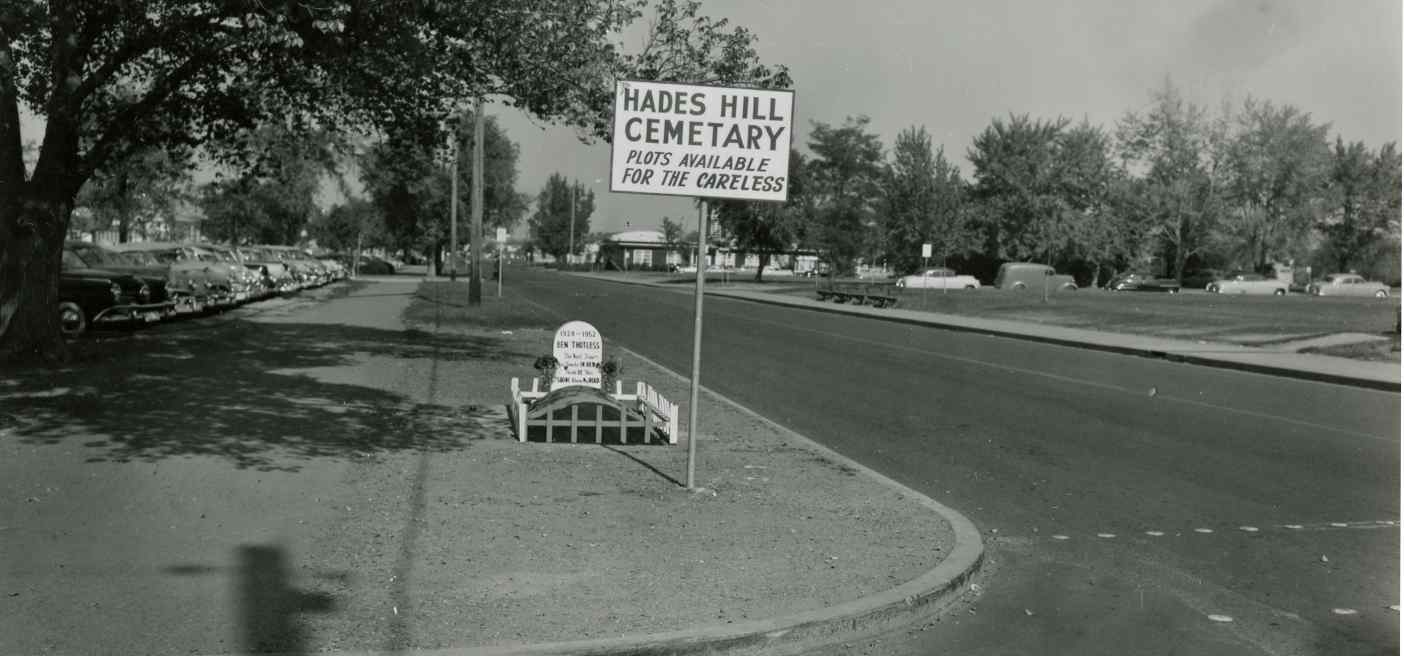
[
  {"x1": 921, "y1": 243, "x2": 932, "y2": 259},
  {"x1": 496, "y1": 227, "x2": 507, "y2": 243},
  {"x1": 551, "y1": 321, "x2": 603, "y2": 390},
  {"x1": 610, "y1": 80, "x2": 795, "y2": 203}
]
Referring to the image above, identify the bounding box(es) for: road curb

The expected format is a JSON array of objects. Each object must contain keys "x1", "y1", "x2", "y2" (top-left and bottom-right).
[{"x1": 565, "y1": 272, "x2": 1400, "y2": 393}]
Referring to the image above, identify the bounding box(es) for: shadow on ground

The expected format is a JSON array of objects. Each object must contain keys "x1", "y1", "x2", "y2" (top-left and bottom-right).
[{"x1": 2, "y1": 317, "x2": 529, "y2": 471}]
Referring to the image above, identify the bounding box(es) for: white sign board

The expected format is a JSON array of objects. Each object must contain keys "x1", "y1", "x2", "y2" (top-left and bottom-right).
[
  {"x1": 610, "y1": 80, "x2": 795, "y2": 202},
  {"x1": 551, "y1": 321, "x2": 603, "y2": 390},
  {"x1": 921, "y1": 243, "x2": 933, "y2": 259},
  {"x1": 496, "y1": 227, "x2": 507, "y2": 243}
]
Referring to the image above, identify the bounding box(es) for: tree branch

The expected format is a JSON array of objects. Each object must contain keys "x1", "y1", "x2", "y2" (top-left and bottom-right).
[
  {"x1": 72, "y1": 12, "x2": 243, "y2": 111},
  {"x1": 78, "y1": 54, "x2": 213, "y2": 181}
]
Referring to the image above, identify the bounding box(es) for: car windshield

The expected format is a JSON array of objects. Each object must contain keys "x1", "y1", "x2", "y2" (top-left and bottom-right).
[
  {"x1": 68, "y1": 245, "x2": 122, "y2": 267},
  {"x1": 119, "y1": 251, "x2": 163, "y2": 265}
]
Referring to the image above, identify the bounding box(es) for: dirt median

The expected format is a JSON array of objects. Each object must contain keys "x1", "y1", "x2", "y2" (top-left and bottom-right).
[{"x1": 310, "y1": 281, "x2": 961, "y2": 650}]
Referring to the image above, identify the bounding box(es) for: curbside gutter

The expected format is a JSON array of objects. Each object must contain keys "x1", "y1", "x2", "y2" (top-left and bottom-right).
[{"x1": 566, "y1": 272, "x2": 1401, "y2": 393}]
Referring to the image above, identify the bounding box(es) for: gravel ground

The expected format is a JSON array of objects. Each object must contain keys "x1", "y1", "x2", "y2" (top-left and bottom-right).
[{"x1": 293, "y1": 281, "x2": 956, "y2": 650}]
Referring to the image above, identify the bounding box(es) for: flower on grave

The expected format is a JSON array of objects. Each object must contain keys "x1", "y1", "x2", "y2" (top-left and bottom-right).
[
  {"x1": 533, "y1": 355, "x2": 559, "y2": 385},
  {"x1": 601, "y1": 357, "x2": 622, "y2": 391}
]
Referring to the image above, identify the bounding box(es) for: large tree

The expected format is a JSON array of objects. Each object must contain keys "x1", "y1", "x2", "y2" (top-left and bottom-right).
[
  {"x1": 881, "y1": 126, "x2": 972, "y2": 275},
  {"x1": 1318, "y1": 139, "x2": 1402, "y2": 275},
  {"x1": 529, "y1": 174, "x2": 595, "y2": 262},
  {"x1": 1, "y1": 0, "x2": 789, "y2": 362},
  {"x1": 199, "y1": 122, "x2": 340, "y2": 246},
  {"x1": 1218, "y1": 98, "x2": 1332, "y2": 269},
  {"x1": 966, "y1": 114, "x2": 1070, "y2": 264},
  {"x1": 74, "y1": 144, "x2": 192, "y2": 243},
  {"x1": 806, "y1": 117, "x2": 885, "y2": 275},
  {"x1": 1115, "y1": 80, "x2": 1223, "y2": 282}
]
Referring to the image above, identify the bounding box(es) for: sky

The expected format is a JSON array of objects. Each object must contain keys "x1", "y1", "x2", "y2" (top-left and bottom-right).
[
  {"x1": 496, "y1": 0, "x2": 1402, "y2": 235},
  {"x1": 19, "y1": 0, "x2": 1402, "y2": 238}
]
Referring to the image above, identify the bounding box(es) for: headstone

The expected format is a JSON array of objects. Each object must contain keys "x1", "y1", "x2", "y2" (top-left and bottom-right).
[{"x1": 551, "y1": 320, "x2": 604, "y2": 390}]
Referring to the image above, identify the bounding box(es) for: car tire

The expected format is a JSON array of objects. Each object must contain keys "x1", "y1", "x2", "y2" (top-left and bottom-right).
[
  {"x1": 1061, "y1": 283, "x2": 1077, "y2": 291},
  {"x1": 965, "y1": 285, "x2": 976, "y2": 290},
  {"x1": 1273, "y1": 289, "x2": 1286, "y2": 296},
  {"x1": 58, "y1": 301, "x2": 87, "y2": 337},
  {"x1": 1011, "y1": 282, "x2": 1026, "y2": 290},
  {"x1": 1207, "y1": 284, "x2": 1219, "y2": 293},
  {"x1": 1375, "y1": 290, "x2": 1388, "y2": 298},
  {"x1": 1168, "y1": 288, "x2": 1178, "y2": 294}
]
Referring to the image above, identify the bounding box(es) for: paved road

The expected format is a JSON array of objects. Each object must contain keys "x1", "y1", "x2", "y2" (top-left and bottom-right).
[{"x1": 513, "y1": 267, "x2": 1400, "y2": 656}]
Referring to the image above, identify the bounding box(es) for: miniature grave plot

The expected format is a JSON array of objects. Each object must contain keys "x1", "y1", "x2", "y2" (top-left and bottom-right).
[{"x1": 508, "y1": 321, "x2": 678, "y2": 445}]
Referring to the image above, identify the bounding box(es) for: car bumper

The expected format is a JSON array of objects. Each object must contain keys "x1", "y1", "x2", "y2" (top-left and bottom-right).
[{"x1": 93, "y1": 302, "x2": 175, "y2": 326}]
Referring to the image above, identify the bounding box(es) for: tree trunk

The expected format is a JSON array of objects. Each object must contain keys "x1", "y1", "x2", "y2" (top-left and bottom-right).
[
  {"x1": 0, "y1": 196, "x2": 73, "y2": 364},
  {"x1": 755, "y1": 252, "x2": 769, "y2": 282},
  {"x1": 117, "y1": 168, "x2": 131, "y2": 243}
]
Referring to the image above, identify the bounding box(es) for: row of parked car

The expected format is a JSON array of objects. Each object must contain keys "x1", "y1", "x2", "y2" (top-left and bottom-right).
[
  {"x1": 889, "y1": 262, "x2": 1392, "y2": 297},
  {"x1": 58, "y1": 241, "x2": 355, "y2": 337}
]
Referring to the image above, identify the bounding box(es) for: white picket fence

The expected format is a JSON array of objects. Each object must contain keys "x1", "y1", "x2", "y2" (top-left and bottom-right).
[{"x1": 508, "y1": 378, "x2": 678, "y2": 444}]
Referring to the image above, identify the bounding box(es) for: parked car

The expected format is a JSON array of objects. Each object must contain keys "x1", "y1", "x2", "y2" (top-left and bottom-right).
[
  {"x1": 230, "y1": 246, "x2": 299, "y2": 292},
  {"x1": 1307, "y1": 273, "x2": 1391, "y2": 298},
  {"x1": 1108, "y1": 272, "x2": 1181, "y2": 293},
  {"x1": 59, "y1": 249, "x2": 170, "y2": 336},
  {"x1": 192, "y1": 243, "x2": 278, "y2": 300},
  {"x1": 108, "y1": 242, "x2": 252, "y2": 310},
  {"x1": 262, "y1": 245, "x2": 332, "y2": 287},
  {"x1": 993, "y1": 262, "x2": 1077, "y2": 291},
  {"x1": 1180, "y1": 269, "x2": 1224, "y2": 290},
  {"x1": 894, "y1": 267, "x2": 981, "y2": 290},
  {"x1": 1206, "y1": 272, "x2": 1289, "y2": 295},
  {"x1": 64, "y1": 242, "x2": 179, "y2": 316}
]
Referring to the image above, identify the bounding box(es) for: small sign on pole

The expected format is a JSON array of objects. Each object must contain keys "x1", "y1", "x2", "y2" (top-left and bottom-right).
[{"x1": 921, "y1": 243, "x2": 932, "y2": 259}]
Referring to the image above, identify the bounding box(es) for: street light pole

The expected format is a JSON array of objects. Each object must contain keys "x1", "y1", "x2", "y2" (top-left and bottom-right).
[{"x1": 469, "y1": 97, "x2": 484, "y2": 305}]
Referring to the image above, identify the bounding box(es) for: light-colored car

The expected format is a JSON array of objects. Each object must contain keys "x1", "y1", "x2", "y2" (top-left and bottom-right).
[
  {"x1": 1307, "y1": 273, "x2": 1390, "y2": 298},
  {"x1": 1206, "y1": 272, "x2": 1289, "y2": 296},
  {"x1": 895, "y1": 267, "x2": 981, "y2": 290}
]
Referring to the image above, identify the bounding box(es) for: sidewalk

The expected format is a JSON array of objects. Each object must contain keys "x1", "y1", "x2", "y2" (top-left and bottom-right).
[{"x1": 566, "y1": 272, "x2": 1401, "y2": 391}]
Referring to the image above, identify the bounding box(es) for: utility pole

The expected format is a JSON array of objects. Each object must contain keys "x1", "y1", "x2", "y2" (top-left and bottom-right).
[
  {"x1": 469, "y1": 97, "x2": 484, "y2": 305},
  {"x1": 568, "y1": 185, "x2": 577, "y2": 268},
  {"x1": 449, "y1": 122, "x2": 459, "y2": 282}
]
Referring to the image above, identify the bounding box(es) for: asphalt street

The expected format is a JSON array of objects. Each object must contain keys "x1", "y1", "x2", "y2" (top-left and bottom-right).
[{"x1": 511, "y1": 267, "x2": 1401, "y2": 656}]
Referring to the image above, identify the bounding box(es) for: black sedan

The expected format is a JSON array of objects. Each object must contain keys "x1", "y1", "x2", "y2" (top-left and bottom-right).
[
  {"x1": 1108, "y1": 273, "x2": 1181, "y2": 293},
  {"x1": 59, "y1": 250, "x2": 172, "y2": 337}
]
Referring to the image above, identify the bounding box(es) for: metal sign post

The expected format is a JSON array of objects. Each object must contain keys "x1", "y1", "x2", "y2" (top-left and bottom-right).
[
  {"x1": 921, "y1": 242, "x2": 932, "y2": 305},
  {"x1": 609, "y1": 80, "x2": 795, "y2": 491},
  {"x1": 686, "y1": 202, "x2": 707, "y2": 489}
]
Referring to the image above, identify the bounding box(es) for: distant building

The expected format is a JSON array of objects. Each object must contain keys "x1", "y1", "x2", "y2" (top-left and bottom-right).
[{"x1": 597, "y1": 229, "x2": 689, "y2": 270}]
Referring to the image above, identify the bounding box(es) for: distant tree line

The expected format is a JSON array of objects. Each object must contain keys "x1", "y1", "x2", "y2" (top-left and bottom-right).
[{"x1": 705, "y1": 79, "x2": 1401, "y2": 286}]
